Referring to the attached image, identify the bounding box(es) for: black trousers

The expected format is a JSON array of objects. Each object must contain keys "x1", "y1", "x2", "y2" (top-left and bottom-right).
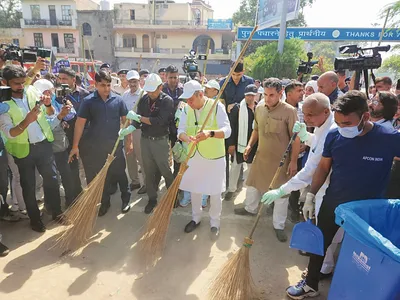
[
  {"x1": 386, "y1": 160, "x2": 400, "y2": 198},
  {"x1": 306, "y1": 200, "x2": 340, "y2": 290},
  {"x1": 65, "y1": 121, "x2": 83, "y2": 198},
  {"x1": 0, "y1": 149, "x2": 9, "y2": 216},
  {"x1": 54, "y1": 150, "x2": 78, "y2": 206},
  {"x1": 289, "y1": 157, "x2": 304, "y2": 213},
  {"x1": 13, "y1": 141, "x2": 61, "y2": 221},
  {"x1": 81, "y1": 144, "x2": 130, "y2": 206}
]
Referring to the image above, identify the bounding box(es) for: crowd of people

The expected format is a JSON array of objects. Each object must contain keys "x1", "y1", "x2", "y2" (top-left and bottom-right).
[{"x1": 0, "y1": 56, "x2": 400, "y2": 299}]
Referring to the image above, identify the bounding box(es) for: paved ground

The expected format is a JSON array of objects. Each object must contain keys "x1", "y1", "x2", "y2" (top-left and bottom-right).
[{"x1": 0, "y1": 179, "x2": 332, "y2": 300}]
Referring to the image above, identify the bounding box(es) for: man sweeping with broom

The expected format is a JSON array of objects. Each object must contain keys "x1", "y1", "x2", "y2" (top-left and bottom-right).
[{"x1": 177, "y1": 80, "x2": 231, "y2": 237}]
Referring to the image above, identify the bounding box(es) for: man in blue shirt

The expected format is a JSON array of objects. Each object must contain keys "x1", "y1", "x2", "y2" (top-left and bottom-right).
[
  {"x1": 69, "y1": 70, "x2": 132, "y2": 216},
  {"x1": 287, "y1": 90, "x2": 400, "y2": 299}
]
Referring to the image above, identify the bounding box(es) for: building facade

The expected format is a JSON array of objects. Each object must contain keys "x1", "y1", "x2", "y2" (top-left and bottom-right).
[
  {"x1": 113, "y1": 0, "x2": 234, "y2": 74},
  {"x1": 20, "y1": 0, "x2": 99, "y2": 58},
  {"x1": 77, "y1": 10, "x2": 115, "y2": 65},
  {"x1": 0, "y1": 29, "x2": 25, "y2": 48}
]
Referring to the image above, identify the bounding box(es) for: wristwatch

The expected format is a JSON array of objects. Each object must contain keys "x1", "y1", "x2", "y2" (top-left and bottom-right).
[{"x1": 210, "y1": 131, "x2": 215, "y2": 138}]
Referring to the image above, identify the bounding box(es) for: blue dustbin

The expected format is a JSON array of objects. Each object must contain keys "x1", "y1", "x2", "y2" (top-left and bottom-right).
[{"x1": 329, "y1": 199, "x2": 400, "y2": 300}]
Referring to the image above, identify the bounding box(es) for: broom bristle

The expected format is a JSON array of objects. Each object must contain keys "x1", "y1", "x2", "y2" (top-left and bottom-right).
[
  {"x1": 54, "y1": 155, "x2": 115, "y2": 252},
  {"x1": 208, "y1": 239, "x2": 260, "y2": 300},
  {"x1": 139, "y1": 163, "x2": 189, "y2": 267}
]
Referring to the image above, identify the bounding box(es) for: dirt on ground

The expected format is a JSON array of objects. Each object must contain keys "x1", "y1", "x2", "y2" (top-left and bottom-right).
[{"x1": 0, "y1": 182, "x2": 331, "y2": 300}]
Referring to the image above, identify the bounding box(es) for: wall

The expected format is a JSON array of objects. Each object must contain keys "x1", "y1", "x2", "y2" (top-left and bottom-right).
[
  {"x1": 22, "y1": 0, "x2": 77, "y2": 26},
  {"x1": 0, "y1": 29, "x2": 25, "y2": 47},
  {"x1": 115, "y1": 3, "x2": 150, "y2": 21},
  {"x1": 77, "y1": 10, "x2": 115, "y2": 65},
  {"x1": 76, "y1": 0, "x2": 99, "y2": 11}
]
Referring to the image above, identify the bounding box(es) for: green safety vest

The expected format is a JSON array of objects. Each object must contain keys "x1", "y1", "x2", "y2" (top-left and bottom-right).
[
  {"x1": 186, "y1": 99, "x2": 225, "y2": 160},
  {"x1": 4, "y1": 86, "x2": 54, "y2": 158}
]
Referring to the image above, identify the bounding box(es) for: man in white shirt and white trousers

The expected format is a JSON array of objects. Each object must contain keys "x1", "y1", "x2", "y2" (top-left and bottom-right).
[
  {"x1": 261, "y1": 93, "x2": 344, "y2": 276},
  {"x1": 177, "y1": 80, "x2": 231, "y2": 238}
]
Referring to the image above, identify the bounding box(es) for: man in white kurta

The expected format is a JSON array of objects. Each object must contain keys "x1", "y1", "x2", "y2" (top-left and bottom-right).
[
  {"x1": 178, "y1": 80, "x2": 231, "y2": 237},
  {"x1": 261, "y1": 93, "x2": 343, "y2": 276}
]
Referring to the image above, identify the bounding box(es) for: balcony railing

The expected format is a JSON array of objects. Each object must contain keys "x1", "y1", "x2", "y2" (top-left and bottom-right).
[
  {"x1": 57, "y1": 47, "x2": 75, "y2": 54},
  {"x1": 24, "y1": 19, "x2": 73, "y2": 26},
  {"x1": 114, "y1": 19, "x2": 207, "y2": 27},
  {"x1": 115, "y1": 47, "x2": 231, "y2": 58}
]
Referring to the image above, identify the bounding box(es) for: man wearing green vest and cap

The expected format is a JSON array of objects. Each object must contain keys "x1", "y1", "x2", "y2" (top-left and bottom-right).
[
  {"x1": 177, "y1": 80, "x2": 231, "y2": 238},
  {"x1": 0, "y1": 65, "x2": 62, "y2": 233}
]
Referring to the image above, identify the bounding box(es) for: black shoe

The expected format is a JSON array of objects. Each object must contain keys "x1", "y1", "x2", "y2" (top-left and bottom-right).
[
  {"x1": 31, "y1": 220, "x2": 46, "y2": 233},
  {"x1": 121, "y1": 202, "x2": 131, "y2": 213},
  {"x1": 98, "y1": 203, "x2": 110, "y2": 217},
  {"x1": 137, "y1": 185, "x2": 147, "y2": 194},
  {"x1": 130, "y1": 183, "x2": 141, "y2": 191},
  {"x1": 274, "y1": 229, "x2": 287, "y2": 243},
  {"x1": 184, "y1": 220, "x2": 200, "y2": 233},
  {"x1": 144, "y1": 202, "x2": 156, "y2": 214},
  {"x1": 210, "y1": 227, "x2": 220, "y2": 239},
  {"x1": 234, "y1": 207, "x2": 256, "y2": 216},
  {"x1": 0, "y1": 242, "x2": 10, "y2": 257},
  {"x1": 224, "y1": 192, "x2": 235, "y2": 201}
]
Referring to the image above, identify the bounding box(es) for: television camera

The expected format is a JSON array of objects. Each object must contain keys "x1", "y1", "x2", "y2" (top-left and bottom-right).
[
  {"x1": 334, "y1": 44, "x2": 391, "y2": 93},
  {"x1": 182, "y1": 50, "x2": 207, "y2": 82},
  {"x1": 297, "y1": 52, "x2": 318, "y2": 76},
  {"x1": 0, "y1": 44, "x2": 52, "y2": 66}
]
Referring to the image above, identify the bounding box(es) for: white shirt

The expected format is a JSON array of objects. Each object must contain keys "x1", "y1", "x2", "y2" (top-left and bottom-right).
[
  {"x1": 113, "y1": 84, "x2": 129, "y2": 96},
  {"x1": 281, "y1": 113, "x2": 336, "y2": 196},
  {"x1": 375, "y1": 119, "x2": 395, "y2": 131},
  {"x1": 122, "y1": 88, "x2": 144, "y2": 112},
  {"x1": 0, "y1": 96, "x2": 46, "y2": 144}
]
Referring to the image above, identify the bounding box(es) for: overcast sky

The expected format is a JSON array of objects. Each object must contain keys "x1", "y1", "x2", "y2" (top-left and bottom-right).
[{"x1": 114, "y1": 0, "x2": 396, "y2": 27}]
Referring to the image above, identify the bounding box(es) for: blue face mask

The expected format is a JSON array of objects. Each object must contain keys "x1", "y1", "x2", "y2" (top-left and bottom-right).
[{"x1": 338, "y1": 117, "x2": 364, "y2": 139}]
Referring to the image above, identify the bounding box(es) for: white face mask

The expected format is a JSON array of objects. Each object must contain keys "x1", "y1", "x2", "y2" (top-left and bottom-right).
[{"x1": 338, "y1": 117, "x2": 364, "y2": 139}]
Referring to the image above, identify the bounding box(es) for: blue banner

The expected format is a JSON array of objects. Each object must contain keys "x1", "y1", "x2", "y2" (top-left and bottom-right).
[
  {"x1": 207, "y1": 19, "x2": 233, "y2": 30},
  {"x1": 52, "y1": 59, "x2": 70, "y2": 73},
  {"x1": 237, "y1": 27, "x2": 400, "y2": 41}
]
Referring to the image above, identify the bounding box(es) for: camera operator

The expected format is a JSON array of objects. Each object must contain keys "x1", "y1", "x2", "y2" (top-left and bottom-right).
[
  {"x1": 335, "y1": 70, "x2": 349, "y2": 94},
  {"x1": 0, "y1": 65, "x2": 62, "y2": 232},
  {"x1": 375, "y1": 76, "x2": 392, "y2": 92},
  {"x1": 317, "y1": 71, "x2": 343, "y2": 104},
  {"x1": 163, "y1": 65, "x2": 183, "y2": 177},
  {"x1": 58, "y1": 67, "x2": 89, "y2": 197}
]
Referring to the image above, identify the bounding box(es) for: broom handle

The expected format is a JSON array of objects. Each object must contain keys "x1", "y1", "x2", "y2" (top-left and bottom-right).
[
  {"x1": 183, "y1": 26, "x2": 258, "y2": 162},
  {"x1": 248, "y1": 132, "x2": 298, "y2": 239},
  {"x1": 110, "y1": 90, "x2": 145, "y2": 157}
]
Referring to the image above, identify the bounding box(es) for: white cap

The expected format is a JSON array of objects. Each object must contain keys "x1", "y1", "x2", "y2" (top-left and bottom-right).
[
  {"x1": 305, "y1": 80, "x2": 318, "y2": 94},
  {"x1": 204, "y1": 79, "x2": 220, "y2": 91},
  {"x1": 143, "y1": 73, "x2": 162, "y2": 92},
  {"x1": 127, "y1": 70, "x2": 140, "y2": 81},
  {"x1": 258, "y1": 86, "x2": 264, "y2": 94},
  {"x1": 33, "y1": 79, "x2": 54, "y2": 94},
  {"x1": 179, "y1": 80, "x2": 203, "y2": 99}
]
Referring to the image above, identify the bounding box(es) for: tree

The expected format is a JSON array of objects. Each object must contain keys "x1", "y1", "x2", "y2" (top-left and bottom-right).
[
  {"x1": 380, "y1": 1, "x2": 400, "y2": 27},
  {"x1": 233, "y1": 0, "x2": 314, "y2": 27},
  {"x1": 0, "y1": 0, "x2": 22, "y2": 28},
  {"x1": 379, "y1": 55, "x2": 400, "y2": 79},
  {"x1": 244, "y1": 38, "x2": 306, "y2": 79}
]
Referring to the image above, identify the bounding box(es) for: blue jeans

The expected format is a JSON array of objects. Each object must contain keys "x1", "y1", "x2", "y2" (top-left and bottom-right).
[{"x1": 13, "y1": 140, "x2": 61, "y2": 221}]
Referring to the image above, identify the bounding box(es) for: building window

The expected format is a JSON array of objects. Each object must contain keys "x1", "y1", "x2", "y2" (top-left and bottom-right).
[
  {"x1": 64, "y1": 33, "x2": 74, "y2": 46},
  {"x1": 30, "y1": 5, "x2": 40, "y2": 19},
  {"x1": 12, "y1": 39, "x2": 19, "y2": 46},
  {"x1": 162, "y1": 34, "x2": 167, "y2": 39},
  {"x1": 130, "y1": 9, "x2": 135, "y2": 20},
  {"x1": 123, "y1": 34, "x2": 137, "y2": 48},
  {"x1": 61, "y1": 5, "x2": 72, "y2": 21},
  {"x1": 85, "y1": 50, "x2": 94, "y2": 60},
  {"x1": 163, "y1": 4, "x2": 168, "y2": 8},
  {"x1": 33, "y1": 33, "x2": 43, "y2": 47},
  {"x1": 82, "y1": 23, "x2": 92, "y2": 36}
]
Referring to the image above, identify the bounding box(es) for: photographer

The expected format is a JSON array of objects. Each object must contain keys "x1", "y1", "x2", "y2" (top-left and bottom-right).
[
  {"x1": 0, "y1": 65, "x2": 62, "y2": 233},
  {"x1": 317, "y1": 71, "x2": 343, "y2": 104},
  {"x1": 34, "y1": 79, "x2": 77, "y2": 208},
  {"x1": 369, "y1": 91, "x2": 398, "y2": 130},
  {"x1": 58, "y1": 67, "x2": 89, "y2": 197},
  {"x1": 335, "y1": 70, "x2": 349, "y2": 93}
]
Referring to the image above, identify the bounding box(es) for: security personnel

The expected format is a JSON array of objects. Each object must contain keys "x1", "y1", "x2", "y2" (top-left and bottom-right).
[
  {"x1": 69, "y1": 70, "x2": 131, "y2": 216},
  {"x1": 114, "y1": 69, "x2": 130, "y2": 95},
  {"x1": 0, "y1": 65, "x2": 62, "y2": 232}
]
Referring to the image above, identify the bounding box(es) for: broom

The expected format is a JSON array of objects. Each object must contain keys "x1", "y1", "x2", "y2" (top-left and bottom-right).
[
  {"x1": 208, "y1": 132, "x2": 298, "y2": 300},
  {"x1": 139, "y1": 26, "x2": 259, "y2": 267},
  {"x1": 55, "y1": 91, "x2": 145, "y2": 252}
]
